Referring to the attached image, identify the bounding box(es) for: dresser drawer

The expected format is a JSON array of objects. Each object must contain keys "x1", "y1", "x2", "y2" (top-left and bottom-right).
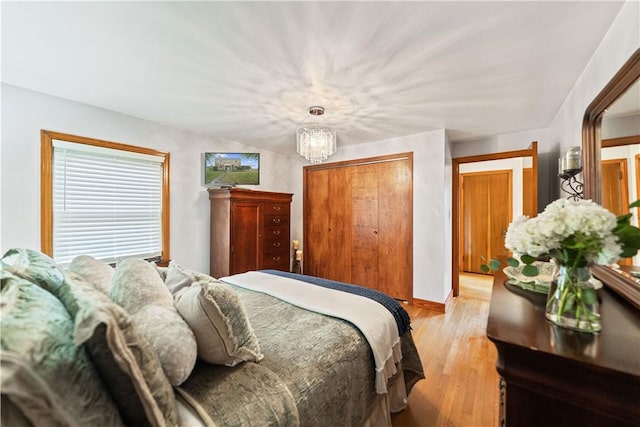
[
  {"x1": 264, "y1": 214, "x2": 289, "y2": 227},
  {"x1": 264, "y1": 235, "x2": 289, "y2": 254},
  {"x1": 264, "y1": 203, "x2": 290, "y2": 215},
  {"x1": 264, "y1": 225, "x2": 288, "y2": 239},
  {"x1": 262, "y1": 252, "x2": 289, "y2": 271}
]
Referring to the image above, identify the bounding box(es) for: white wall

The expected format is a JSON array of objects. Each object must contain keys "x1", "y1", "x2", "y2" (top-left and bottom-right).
[
  {"x1": 290, "y1": 129, "x2": 451, "y2": 304},
  {"x1": 0, "y1": 84, "x2": 291, "y2": 273},
  {"x1": 450, "y1": 128, "x2": 555, "y2": 209},
  {"x1": 602, "y1": 113, "x2": 640, "y2": 139},
  {"x1": 549, "y1": 1, "x2": 640, "y2": 156}
]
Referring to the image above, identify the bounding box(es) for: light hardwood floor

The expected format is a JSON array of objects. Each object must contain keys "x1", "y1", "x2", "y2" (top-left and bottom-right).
[
  {"x1": 391, "y1": 274, "x2": 499, "y2": 427},
  {"x1": 458, "y1": 272, "x2": 493, "y2": 302}
]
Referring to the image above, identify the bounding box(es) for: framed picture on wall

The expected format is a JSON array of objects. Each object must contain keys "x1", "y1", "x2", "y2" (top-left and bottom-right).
[{"x1": 204, "y1": 152, "x2": 260, "y2": 186}]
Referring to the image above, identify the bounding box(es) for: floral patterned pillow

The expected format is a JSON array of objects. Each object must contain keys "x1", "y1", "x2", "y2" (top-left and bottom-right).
[
  {"x1": 0, "y1": 270, "x2": 124, "y2": 427},
  {"x1": 1, "y1": 248, "x2": 178, "y2": 427}
]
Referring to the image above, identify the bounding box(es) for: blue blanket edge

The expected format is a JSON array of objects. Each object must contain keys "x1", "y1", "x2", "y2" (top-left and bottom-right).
[{"x1": 259, "y1": 270, "x2": 411, "y2": 335}]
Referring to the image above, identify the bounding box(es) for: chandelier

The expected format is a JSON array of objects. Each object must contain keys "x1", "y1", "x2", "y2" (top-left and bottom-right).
[{"x1": 296, "y1": 106, "x2": 337, "y2": 163}]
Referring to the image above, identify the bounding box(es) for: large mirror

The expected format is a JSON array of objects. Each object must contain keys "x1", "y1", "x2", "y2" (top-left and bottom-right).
[{"x1": 583, "y1": 48, "x2": 640, "y2": 309}]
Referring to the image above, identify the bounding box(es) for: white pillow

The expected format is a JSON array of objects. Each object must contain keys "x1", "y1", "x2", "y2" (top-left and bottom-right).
[
  {"x1": 110, "y1": 258, "x2": 197, "y2": 386},
  {"x1": 175, "y1": 280, "x2": 263, "y2": 366}
]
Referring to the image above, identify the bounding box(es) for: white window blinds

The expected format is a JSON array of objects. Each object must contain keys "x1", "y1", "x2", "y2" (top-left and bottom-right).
[{"x1": 52, "y1": 140, "x2": 164, "y2": 265}]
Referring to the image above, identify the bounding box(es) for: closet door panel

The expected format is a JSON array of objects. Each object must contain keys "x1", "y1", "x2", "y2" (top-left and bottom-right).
[
  {"x1": 305, "y1": 168, "x2": 331, "y2": 278},
  {"x1": 351, "y1": 164, "x2": 379, "y2": 288},
  {"x1": 378, "y1": 159, "x2": 412, "y2": 301},
  {"x1": 325, "y1": 167, "x2": 352, "y2": 282}
]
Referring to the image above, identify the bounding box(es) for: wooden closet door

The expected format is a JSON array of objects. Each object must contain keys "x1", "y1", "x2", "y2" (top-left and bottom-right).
[
  {"x1": 304, "y1": 153, "x2": 413, "y2": 301},
  {"x1": 230, "y1": 202, "x2": 261, "y2": 274},
  {"x1": 377, "y1": 159, "x2": 412, "y2": 300},
  {"x1": 326, "y1": 167, "x2": 353, "y2": 281},
  {"x1": 351, "y1": 163, "x2": 379, "y2": 288},
  {"x1": 305, "y1": 169, "x2": 331, "y2": 279}
]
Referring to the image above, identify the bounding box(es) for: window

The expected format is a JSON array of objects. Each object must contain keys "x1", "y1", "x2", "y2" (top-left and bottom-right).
[{"x1": 41, "y1": 130, "x2": 170, "y2": 265}]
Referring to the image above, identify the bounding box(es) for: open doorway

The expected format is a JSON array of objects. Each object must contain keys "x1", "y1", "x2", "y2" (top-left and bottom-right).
[{"x1": 452, "y1": 142, "x2": 538, "y2": 298}]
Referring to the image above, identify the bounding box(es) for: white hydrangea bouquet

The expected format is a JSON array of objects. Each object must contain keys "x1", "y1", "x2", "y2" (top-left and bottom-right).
[{"x1": 485, "y1": 198, "x2": 640, "y2": 333}]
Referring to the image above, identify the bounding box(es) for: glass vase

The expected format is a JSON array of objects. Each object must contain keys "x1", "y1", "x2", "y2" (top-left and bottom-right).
[{"x1": 545, "y1": 265, "x2": 601, "y2": 333}]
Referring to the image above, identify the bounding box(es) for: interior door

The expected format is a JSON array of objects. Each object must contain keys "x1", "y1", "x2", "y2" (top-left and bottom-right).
[
  {"x1": 637, "y1": 154, "x2": 640, "y2": 202},
  {"x1": 601, "y1": 159, "x2": 629, "y2": 216},
  {"x1": 523, "y1": 167, "x2": 536, "y2": 218},
  {"x1": 460, "y1": 171, "x2": 512, "y2": 274},
  {"x1": 601, "y1": 158, "x2": 631, "y2": 266}
]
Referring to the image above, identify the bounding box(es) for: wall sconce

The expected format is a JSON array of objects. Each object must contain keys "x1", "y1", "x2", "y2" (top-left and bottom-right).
[{"x1": 558, "y1": 146, "x2": 583, "y2": 200}]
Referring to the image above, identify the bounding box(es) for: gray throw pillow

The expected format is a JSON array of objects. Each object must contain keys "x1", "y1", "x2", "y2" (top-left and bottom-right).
[
  {"x1": 175, "y1": 279, "x2": 263, "y2": 366},
  {"x1": 0, "y1": 270, "x2": 124, "y2": 427},
  {"x1": 164, "y1": 260, "x2": 196, "y2": 295},
  {"x1": 1, "y1": 248, "x2": 178, "y2": 427},
  {"x1": 110, "y1": 258, "x2": 197, "y2": 386},
  {"x1": 67, "y1": 255, "x2": 114, "y2": 295}
]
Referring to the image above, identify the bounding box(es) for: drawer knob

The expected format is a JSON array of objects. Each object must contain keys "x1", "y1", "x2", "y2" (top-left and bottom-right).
[
  {"x1": 272, "y1": 230, "x2": 281, "y2": 235},
  {"x1": 272, "y1": 206, "x2": 281, "y2": 211},
  {"x1": 272, "y1": 218, "x2": 281, "y2": 224},
  {"x1": 273, "y1": 242, "x2": 281, "y2": 248},
  {"x1": 273, "y1": 256, "x2": 280, "y2": 261}
]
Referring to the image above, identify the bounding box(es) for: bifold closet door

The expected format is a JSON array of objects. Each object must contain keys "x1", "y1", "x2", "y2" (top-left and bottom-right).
[
  {"x1": 376, "y1": 159, "x2": 412, "y2": 300},
  {"x1": 304, "y1": 166, "x2": 352, "y2": 281},
  {"x1": 304, "y1": 153, "x2": 413, "y2": 301}
]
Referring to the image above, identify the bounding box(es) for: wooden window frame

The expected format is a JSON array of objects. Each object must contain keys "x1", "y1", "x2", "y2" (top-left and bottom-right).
[{"x1": 41, "y1": 130, "x2": 170, "y2": 264}]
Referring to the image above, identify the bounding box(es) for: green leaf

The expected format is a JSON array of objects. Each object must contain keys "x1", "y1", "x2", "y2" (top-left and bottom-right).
[
  {"x1": 616, "y1": 225, "x2": 640, "y2": 257},
  {"x1": 489, "y1": 259, "x2": 502, "y2": 271},
  {"x1": 629, "y1": 200, "x2": 640, "y2": 209},
  {"x1": 582, "y1": 288, "x2": 597, "y2": 305},
  {"x1": 522, "y1": 265, "x2": 539, "y2": 277},
  {"x1": 480, "y1": 264, "x2": 490, "y2": 273},
  {"x1": 506, "y1": 257, "x2": 520, "y2": 267},
  {"x1": 617, "y1": 213, "x2": 633, "y2": 224},
  {"x1": 520, "y1": 254, "x2": 536, "y2": 265}
]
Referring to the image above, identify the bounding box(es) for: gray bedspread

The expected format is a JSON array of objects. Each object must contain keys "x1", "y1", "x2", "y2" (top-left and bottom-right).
[{"x1": 178, "y1": 285, "x2": 424, "y2": 427}]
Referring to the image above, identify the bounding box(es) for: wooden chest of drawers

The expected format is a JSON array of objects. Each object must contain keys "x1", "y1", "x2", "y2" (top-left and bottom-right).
[
  {"x1": 487, "y1": 270, "x2": 640, "y2": 426},
  {"x1": 208, "y1": 188, "x2": 293, "y2": 278}
]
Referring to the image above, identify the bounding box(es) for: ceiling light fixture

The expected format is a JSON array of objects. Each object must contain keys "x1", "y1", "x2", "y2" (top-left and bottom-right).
[{"x1": 296, "y1": 106, "x2": 337, "y2": 163}]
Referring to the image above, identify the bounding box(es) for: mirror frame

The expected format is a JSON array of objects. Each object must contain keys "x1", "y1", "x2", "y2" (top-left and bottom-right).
[{"x1": 583, "y1": 48, "x2": 640, "y2": 309}]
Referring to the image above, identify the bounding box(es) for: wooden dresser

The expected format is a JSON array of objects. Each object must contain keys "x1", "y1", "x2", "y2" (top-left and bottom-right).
[
  {"x1": 208, "y1": 188, "x2": 293, "y2": 278},
  {"x1": 486, "y1": 270, "x2": 640, "y2": 426}
]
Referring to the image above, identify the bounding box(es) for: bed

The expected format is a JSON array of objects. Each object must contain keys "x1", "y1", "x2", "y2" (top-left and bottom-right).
[
  {"x1": 0, "y1": 248, "x2": 424, "y2": 427},
  {"x1": 176, "y1": 270, "x2": 425, "y2": 427}
]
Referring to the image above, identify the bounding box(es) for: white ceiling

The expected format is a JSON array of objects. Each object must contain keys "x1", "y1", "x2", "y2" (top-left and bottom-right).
[{"x1": 1, "y1": 1, "x2": 626, "y2": 154}]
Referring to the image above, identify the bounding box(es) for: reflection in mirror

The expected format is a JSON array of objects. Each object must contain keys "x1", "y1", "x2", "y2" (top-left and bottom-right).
[
  {"x1": 583, "y1": 48, "x2": 640, "y2": 309},
  {"x1": 601, "y1": 79, "x2": 640, "y2": 265}
]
